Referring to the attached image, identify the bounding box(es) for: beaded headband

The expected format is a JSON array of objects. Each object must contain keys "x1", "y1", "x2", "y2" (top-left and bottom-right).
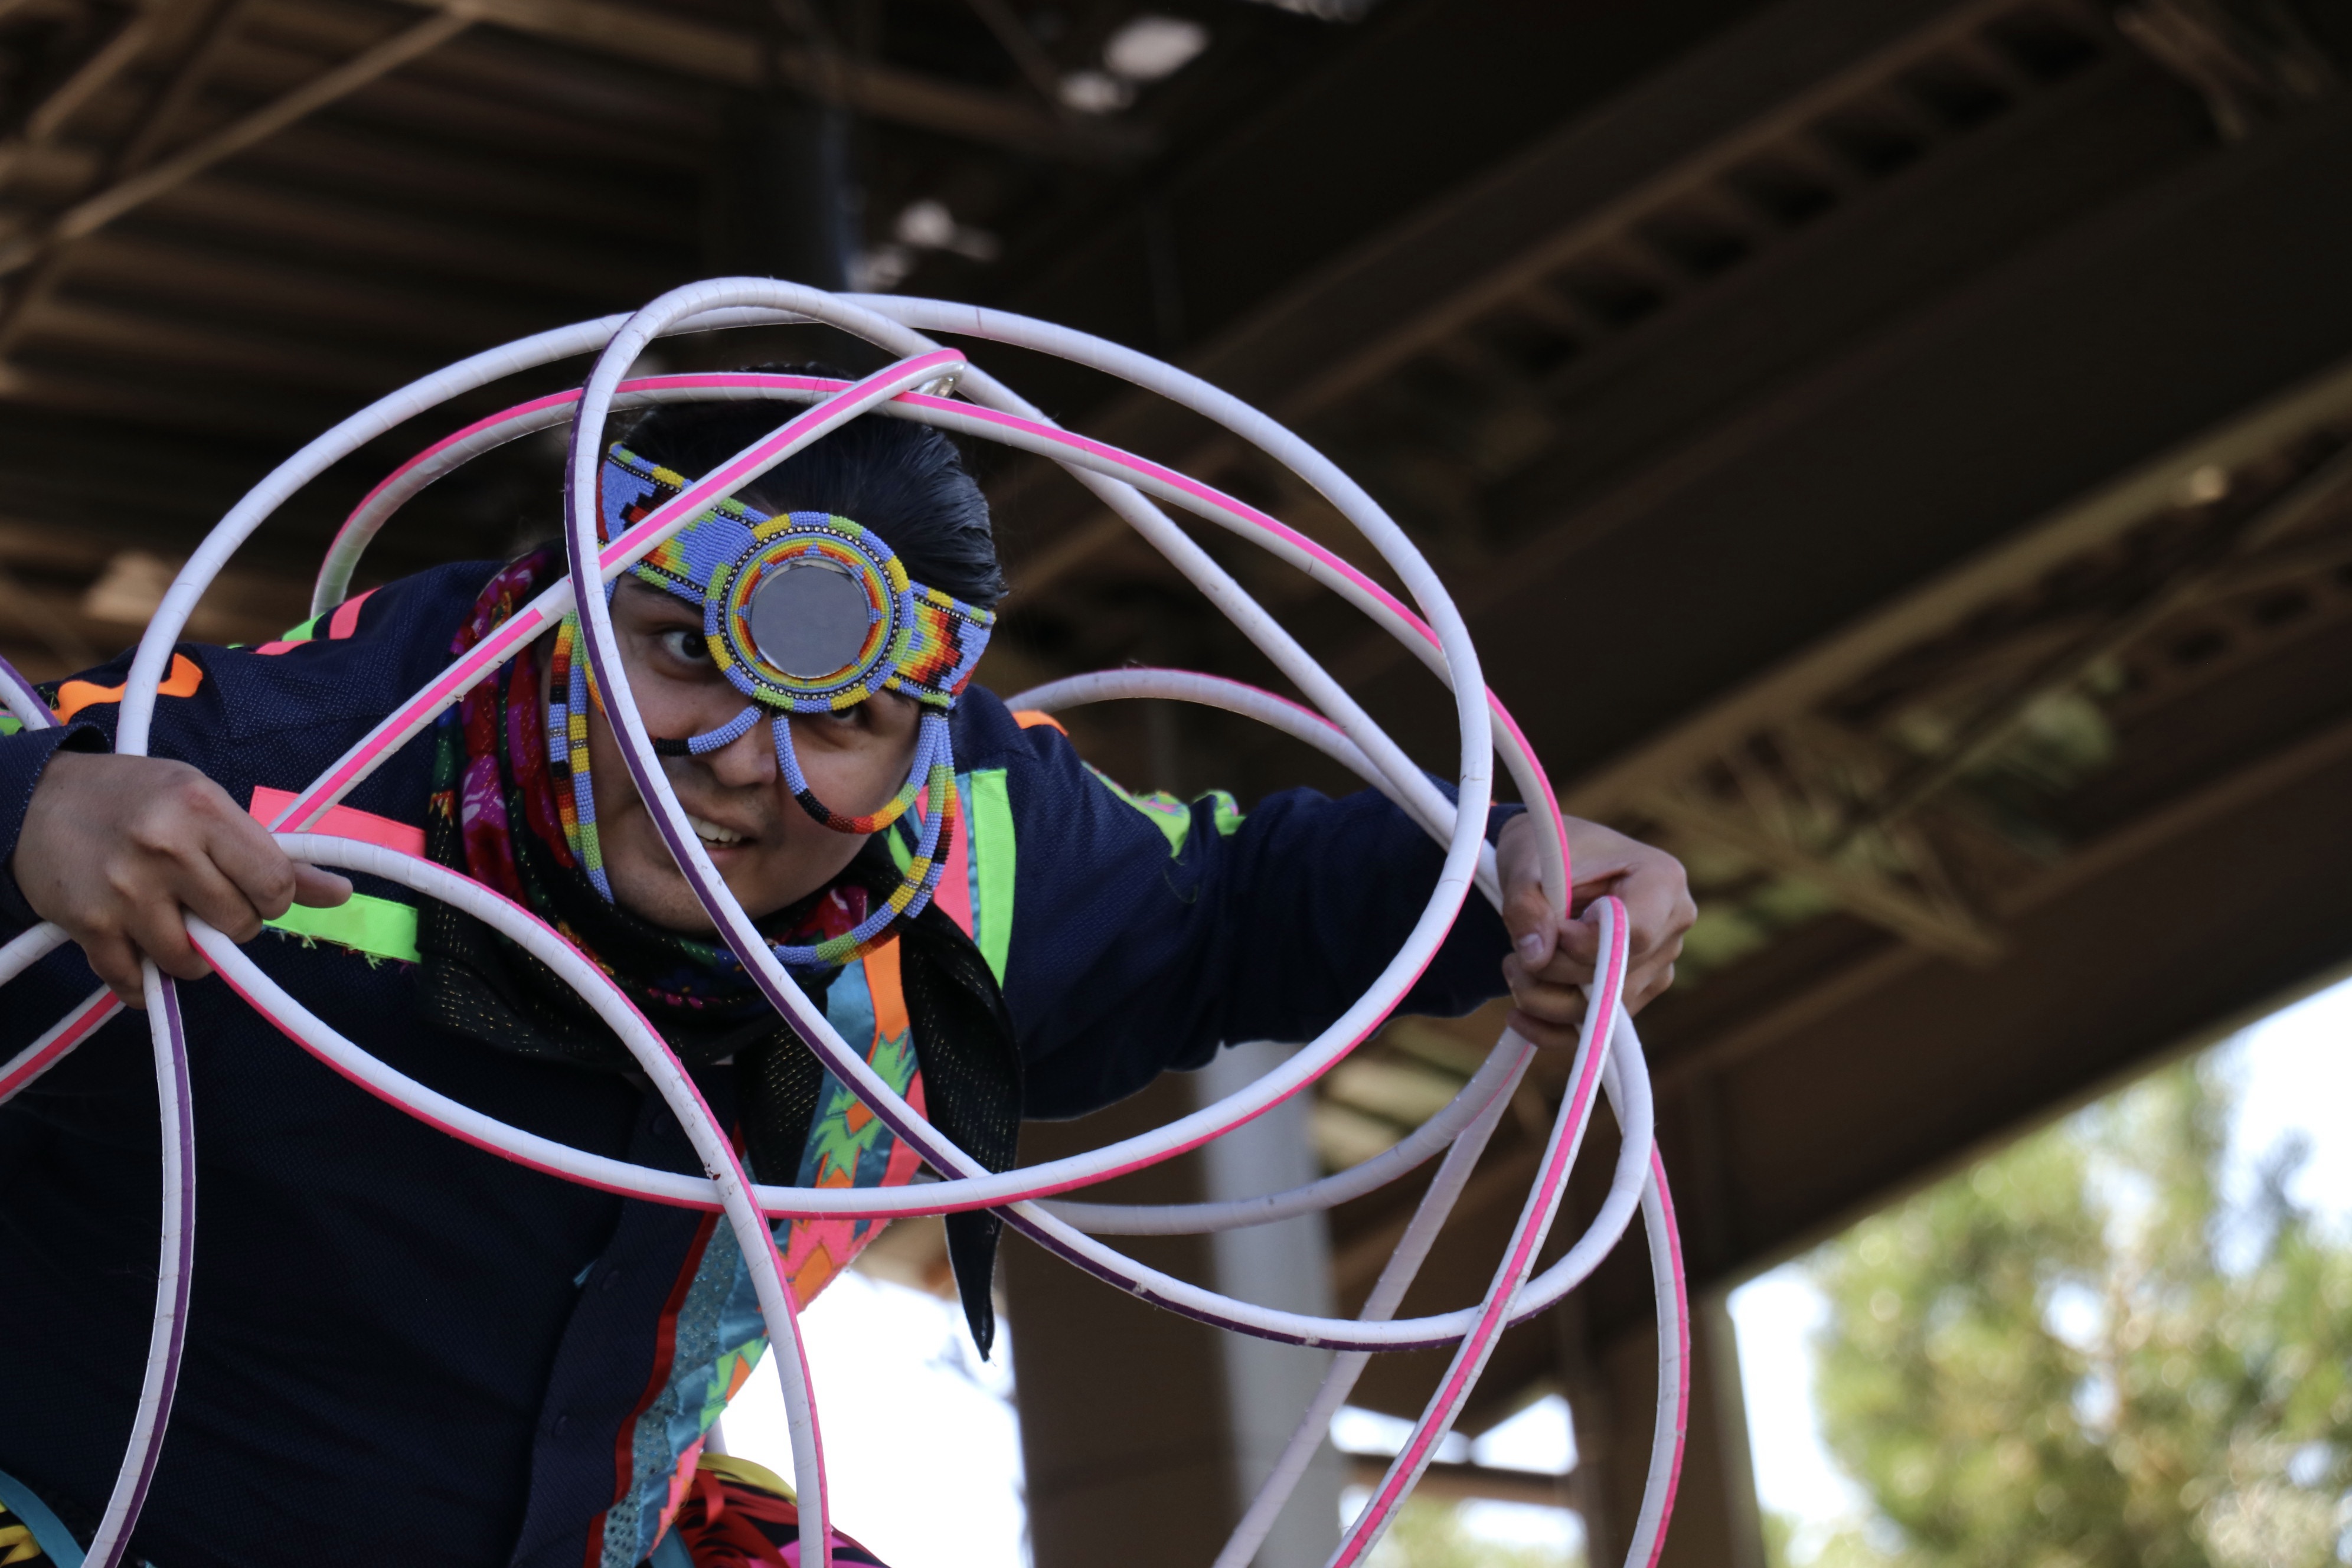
[
  {"x1": 558, "y1": 443, "x2": 986, "y2": 969},
  {"x1": 599, "y1": 446, "x2": 994, "y2": 713}
]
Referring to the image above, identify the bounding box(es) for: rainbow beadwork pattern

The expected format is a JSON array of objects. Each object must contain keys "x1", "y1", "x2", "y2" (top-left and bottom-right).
[
  {"x1": 600, "y1": 446, "x2": 993, "y2": 711},
  {"x1": 561, "y1": 443, "x2": 981, "y2": 968},
  {"x1": 546, "y1": 613, "x2": 612, "y2": 899}
]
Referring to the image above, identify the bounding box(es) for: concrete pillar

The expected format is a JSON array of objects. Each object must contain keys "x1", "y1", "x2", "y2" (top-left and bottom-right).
[
  {"x1": 1553, "y1": 1291, "x2": 1622, "y2": 1549},
  {"x1": 1005, "y1": 1072, "x2": 1237, "y2": 1568},
  {"x1": 1195, "y1": 1042, "x2": 1344, "y2": 1568},
  {"x1": 1006, "y1": 1048, "x2": 1346, "y2": 1568}
]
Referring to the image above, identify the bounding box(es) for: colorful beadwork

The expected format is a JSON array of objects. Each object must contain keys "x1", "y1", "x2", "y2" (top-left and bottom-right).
[
  {"x1": 707, "y1": 522, "x2": 903, "y2": 712},
  {"x1": 556, "y1": 445, "x2": 984, "y2": 967},
  {"x1": 774, "y1": 709, "x2": 939, "y2": 836},
  {"x1": 601, "y1": 445, "x2": 993, "y2": 715},
  {"x1": 542, "y1": 638, "x2": 959, "y2": 968},
  {"x1": 547, "y1": 613, "x2": 613, "y2": 900}
]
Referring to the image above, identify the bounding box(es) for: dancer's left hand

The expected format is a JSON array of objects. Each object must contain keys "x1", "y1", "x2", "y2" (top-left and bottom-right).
[{"x1": 1495, "y1": 813, "x2": 1694, "y2": 1048}]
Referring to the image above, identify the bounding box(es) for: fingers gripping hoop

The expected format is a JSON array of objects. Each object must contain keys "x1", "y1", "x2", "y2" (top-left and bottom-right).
[{"x1": 2, "y1": 280, "x2": 1688, "y2": 1568}]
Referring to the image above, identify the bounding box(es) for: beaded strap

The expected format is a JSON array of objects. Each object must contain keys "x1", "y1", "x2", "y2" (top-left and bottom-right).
[
  {"x1": 547, "y1": 613, "x2": 612, "y2": 900},
  {"x1": 546, "y1": 616, "x2": 959, "y2": 969}
]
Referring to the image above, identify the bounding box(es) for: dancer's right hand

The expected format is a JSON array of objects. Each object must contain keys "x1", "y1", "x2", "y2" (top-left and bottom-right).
[{"x1": 11, "y1": 751, "x2": 351, "y2": 1008}]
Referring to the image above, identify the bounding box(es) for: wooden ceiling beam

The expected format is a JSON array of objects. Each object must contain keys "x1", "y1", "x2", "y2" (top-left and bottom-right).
[
  {"x1": 0, "y1": 138, "x2": 103, "y2": 206},
  {"x1": 126, "y1": 169, "x2": 680, "y2": 296},
  {"x1": 201, "y1": 21, "x2": 705, "y2": 169},
  {"x1": 1, "y1": 110, "x2": 692, "y2": 246},
  {"x1": 0, "y1": 560, "x2": 99, "y2": 667},
  {"x1": 983, "y1": 0, "x2": 2115, "y2": 603},
  {"x1": 112, "y1": 0, "x2": 254, "y2": 171},
  {"x1": 0, "y1": 5, "x2": 713, "y2": 188},
  {"x1": 1525, "y1": 437, "x2": 2352, "y2": 969},
  {"x1": 0, "y1": 20, "x2": 701, "y2": 282},
  {"x1": 382, "y1": 0, "x2": 1158, "y2": 166},
  {"x1": 0, "y1": 11, "x2": 471, "y2": 280},
  {"x1": 228, "y1": 115, "x2": 682, "y2": 226},
  {"x1": 0, "y1": 4, "x2": 164, "y2": 182},
  {"x1": 1837, "y1": 443, "x2": 2352, "y2": 844},
  {"x1": 18, "y1": 292, "x2": 433, "y2": 387},
  {"x1": 1285, "y1": 93, "x2": 2352, "y2": 790},
  {"x1": 61, "y1": 227, "x2": 558, "y2": 344},
  {"x1": 237, "y1": 0, "x2": 716, "y2": 141},
  {"x1": 0, "y1": 0, "x2": 254, "y2": 357},
  {"x1": 1559, "y1": 353, "x2": 2352, "y2": 823},
  {"x1": 1641, "y1": 787, "x2": 2002, "y2": 963}
]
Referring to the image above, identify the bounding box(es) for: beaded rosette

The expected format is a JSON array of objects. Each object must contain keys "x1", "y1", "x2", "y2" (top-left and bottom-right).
[
  {"x1": 605, "y1": 446, "x2": 992, "y2": 715},
  {"x1": 563, "y1": 443, "x2": 996, "y2": 967}
]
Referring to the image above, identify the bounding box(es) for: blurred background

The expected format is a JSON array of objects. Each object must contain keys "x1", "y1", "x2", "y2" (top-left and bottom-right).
[{"x1": 0, "y1": 0, "x2": 2347, "y2": 1562}]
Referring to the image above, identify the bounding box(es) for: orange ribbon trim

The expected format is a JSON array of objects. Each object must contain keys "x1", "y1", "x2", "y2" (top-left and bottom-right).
[{"x1": 53, "y1": 652, "x2": 203, "y2": 724}]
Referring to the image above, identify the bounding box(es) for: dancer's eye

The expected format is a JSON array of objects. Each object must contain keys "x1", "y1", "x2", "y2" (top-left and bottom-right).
[{"x1": 657, "y1": 629, "x2": 710, "y2": 665}]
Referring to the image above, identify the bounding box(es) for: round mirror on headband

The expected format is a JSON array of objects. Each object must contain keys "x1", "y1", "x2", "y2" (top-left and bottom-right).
[{"x1": 750, "y1": 558, "x2": 874, "y2": 680}]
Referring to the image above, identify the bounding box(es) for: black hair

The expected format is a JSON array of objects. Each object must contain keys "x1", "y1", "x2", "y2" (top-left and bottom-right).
[{"x1": 615, "y1": 365, "x2": 1006, "y2": 610}]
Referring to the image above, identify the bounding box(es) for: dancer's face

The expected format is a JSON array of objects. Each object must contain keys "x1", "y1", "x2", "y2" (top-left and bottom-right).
[{"x1": 564, "y1": 577, "x2": 923, "y2": 934}]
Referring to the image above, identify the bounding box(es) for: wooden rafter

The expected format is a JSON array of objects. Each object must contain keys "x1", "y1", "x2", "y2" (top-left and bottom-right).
[
  {"x1": 1642, "y1": 785, "x2": 2003, "y2": 963},
  {"x1": 1611, "y1": 412, "x2": 2352, "y2": 968},
  {"x1": 1557, "y1": 355, "x2": 2352, "y2": 824},
  {"x1": 993, "y1": 0, "x2": 2121, "y2": 600},
  {"x1": 0, "y1": 10, "x2": 472, "y2": 286},
  {"x1": 959, "y1": 0, "x2": 1069, "y2": 109},
  {"x1": 0, "y1": 6, "x2": 161, "y2": 185},
  {"x1": 1837, "y1": 442, "x2": 2352, "y2": 842},
  {"x1": 384, "y1": 0, "x2": 1157, "y2": 165},
  {"x1": 0, "y1": 0, "x2": 254, "y2": 354}
]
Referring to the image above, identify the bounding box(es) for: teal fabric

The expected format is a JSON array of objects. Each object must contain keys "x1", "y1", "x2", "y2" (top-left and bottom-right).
[{"x1": 0, "y1": 1466, "x2": 85, "y2": 1567}]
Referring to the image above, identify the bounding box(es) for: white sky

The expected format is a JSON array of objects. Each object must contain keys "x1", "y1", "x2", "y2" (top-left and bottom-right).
[
  {"x1": 1729, "y1": 974, "x2": 2352, "y2": 1560},
  {"x1": 721, "y1": 1271, "x2": 1028, "y2": 1568},
  {"x1": 727, "y1": 1293, "x2": 1586, "y2": 1566},
  {"x1": 723, "y1": 978, "x2": 2350, "y2": 1568},
  {"x1": 1336, "y1": 1397, "x2": 1586, "y2": 1557}
]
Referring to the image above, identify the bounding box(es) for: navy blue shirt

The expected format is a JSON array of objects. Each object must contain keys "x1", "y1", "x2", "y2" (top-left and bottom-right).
[{"x1": 0, "y1": 561, "x2": 1517, "y2": 1567}]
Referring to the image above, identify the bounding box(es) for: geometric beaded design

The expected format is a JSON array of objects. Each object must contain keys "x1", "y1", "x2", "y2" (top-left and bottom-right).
[{"x1": 600, "y1": 446, "x2": 994, "y2": 713}]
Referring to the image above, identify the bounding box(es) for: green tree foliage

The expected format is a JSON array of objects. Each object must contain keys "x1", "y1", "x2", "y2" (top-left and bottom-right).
[
  {"x1": 1363, "y1": 1498, "x2": 1585, "y2": 1568},
  {"x1": 1797, "y1": 1057, "x2": 2352, "y2": 1567}
]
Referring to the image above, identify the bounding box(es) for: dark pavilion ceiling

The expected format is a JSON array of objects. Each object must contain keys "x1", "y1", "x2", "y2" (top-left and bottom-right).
[{"x1": 4, "y1": 0, "x2": 2351, "y2": 1442}]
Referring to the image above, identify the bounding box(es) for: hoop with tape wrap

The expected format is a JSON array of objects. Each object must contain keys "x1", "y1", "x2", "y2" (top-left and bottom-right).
[{"x1": 0, "y1": 282, "x2": 1691, "y2": 1568}]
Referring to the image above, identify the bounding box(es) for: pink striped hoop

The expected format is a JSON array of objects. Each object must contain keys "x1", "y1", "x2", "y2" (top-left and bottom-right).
[{"x1": 1, "y1": 281, "x2": 1687, "y2": 1568}]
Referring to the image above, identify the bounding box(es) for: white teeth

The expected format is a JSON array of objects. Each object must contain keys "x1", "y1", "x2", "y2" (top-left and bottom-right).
[{"x1": 687, "y1": 814, "x2": 744, "y2": 846}]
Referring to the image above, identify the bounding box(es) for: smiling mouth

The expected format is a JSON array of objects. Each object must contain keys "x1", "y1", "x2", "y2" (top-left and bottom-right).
[{"x1": 686, "y1": 813, "x2": 749, "y2": 847}]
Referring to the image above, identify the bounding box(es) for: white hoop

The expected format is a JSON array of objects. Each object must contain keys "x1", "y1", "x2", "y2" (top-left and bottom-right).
[{"x1": 0, "y1": 282, "x2": 1687, "y2": 1568}]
